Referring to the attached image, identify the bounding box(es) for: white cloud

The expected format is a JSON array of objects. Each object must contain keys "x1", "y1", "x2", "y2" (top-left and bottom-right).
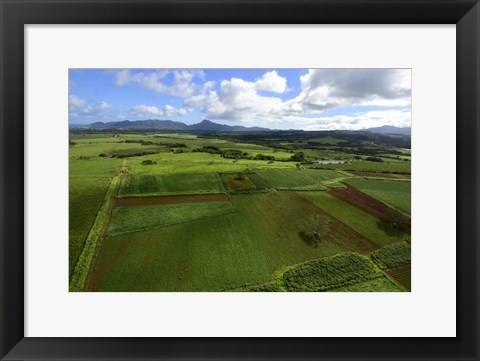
[
  {"x1": 255, "y1": 71, "x2": 287, "y2": 93},
  {"x1": 186, "y1": 76, "x2": 285, "y2": 121},
  {"x1": 114, "y1": 69, "x2": 204, "y2": 98},
  {"x1": 184, "y1": 69, "x2": 411, "y2": 128},
  {"x1": 200, "y1": 80, "x2": 216, "y2": 94},
  {"x1": 294, "y1": 69, "x2": 411, "y2": 112},
  {"x1": 133, "y1": 104, "x2": 191, "y2": 117},
  {"x1": 71, "y1": 69, "x2": 411, "y2": 130},
  {"x1": 69, "y1": 95, "x2": 112, "y2": 117},
  {"x1": 293, "y1": 109, "x2": 412, "y2": 131}
]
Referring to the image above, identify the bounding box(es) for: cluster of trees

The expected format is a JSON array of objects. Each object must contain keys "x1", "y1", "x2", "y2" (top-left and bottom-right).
[
  {"x1": 289, "y1": 152, "x2": 305, "y2": 162},
  {"x1": 330, "y1": 146, "x2": 405, "y2": 156},
  {"x1": 193, "y1": 146, "x2": 276, "y2": 161},
  {"x1": 124, "y1": 139, "x2": 186, "y2": 148},
  {"x1": 214, "y1": 129, "x2": 410, "y2": 150},
  {"x1": 253, "y1": 154, "x2": 275, "y2": 161},
  {"x1": 107, "y1": 151, "x2": 158, "y2": 159},
  {"x1": 365, "y1": 156, "x2": 385, "y2": 163},
  {"x1": 193, "y1": 145, "x2": 222, "y2": 154}
]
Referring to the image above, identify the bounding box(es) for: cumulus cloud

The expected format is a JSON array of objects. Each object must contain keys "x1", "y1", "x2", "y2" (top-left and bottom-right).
[
  {"x1": 69, "y1": 95, "x2": 112, "y2": 117},
  {"x1": 254, "y1": 71, "x2": 287, "y2": 93},
  {"x1": 114, "y1": 69, "x2": 204, "y2": 98},
  {"x1": 294, "y1": 69, "x2": 411, "y2": 112},
  {"x1": 133, "y1": 104, "x2": 191, "y2": 117},
  {"x1": 186, "y1": 77, "x2": 285, "y2": 121},
  {"x1": 184, "y1": 68, "x2": 411, "y2": 128},
  {"x1": 71, "y1": 68, "x2": 411, "y2": 130},
  {"x1": 299, "y1": 109, "x2": 412, "y2": 131}
]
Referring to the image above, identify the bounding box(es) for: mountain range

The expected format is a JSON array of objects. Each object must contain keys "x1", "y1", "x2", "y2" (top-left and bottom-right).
[
  {"x1": 362, "y1": 125, "x2": 411, "y2": 136},
  {"x1": 70, "y1": 119, "x2": 411, "y2": 135},
  {"x1": 79, "y1": 119, "x2": 269, "y2": 132}
]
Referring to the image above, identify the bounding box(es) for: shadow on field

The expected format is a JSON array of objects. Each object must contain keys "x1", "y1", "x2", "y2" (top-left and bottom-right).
[
  {"x1": 376, "y1": 221, "x2": 402, "y2": 237},
  {"x1": 298, "y1": 231, "x2": 321, "y2": 248}
]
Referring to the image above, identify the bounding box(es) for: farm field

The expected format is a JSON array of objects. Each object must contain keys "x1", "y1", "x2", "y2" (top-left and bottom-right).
[
  {"x1": 344, "y1": 178, "x2": 411, "y2": 215},
  {"x1": 298, "y1": 191, "x2": 406, "y2": 247},
  {"x1": 89, "y1": 192, "x2": 385, "y2": 291},
  {"x1": 69, "y1": 177, "x2": 112, "y2": 276},
  {"x1": 387, "y1": 268, "x2": 411, "y2": 291},
  {"x1": 255, "y1": 168, "x2": 344, "y2": 189},
  {"x1": 69, "y1": 128, "x2": 411, "y2": 292},
  {"x1": 118, "y1": 173, "x2": 223, "y2": 196}
]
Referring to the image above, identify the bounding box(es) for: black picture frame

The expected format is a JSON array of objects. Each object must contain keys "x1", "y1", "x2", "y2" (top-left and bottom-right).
[{"x1": 1, "y1": 0, "x2": 479, "y2": 360}]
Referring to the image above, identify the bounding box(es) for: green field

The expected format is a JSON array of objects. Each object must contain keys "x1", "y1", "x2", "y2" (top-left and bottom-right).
[
  {"x1": 107, "y1": 201, "x2": 236, "y2": 236},
  {"x1": 345, "y1": 178, "x2": 411, "y2": 215},
  {"x1": 331, "y1": 276, "x2": 402, "y2": 292},
  {"x1": 118, "y1": 173, "x2": 223, "y2": 196},
  {"x1": 89, "y1": 191, "x2": 388, "y2": 291},
  {"x1": 255, "y1": 168, "x2": 343, "y2": 189},
  {"x1": 69, "y1": 177, "x2": 112, "y2": 276},
  {"x1": 298, "y1": 191, "x2": 406, "y2": 247},
  {"x1": 282, "y1": 252, "x2": 384, "y2": 292},
  {"x1": 371, "y1": 241, "x2": 411, "y2": 270},
  {"x1": 69, "y1": 129, "x2": 411, "y2": 292},
  {"x1": 311, "y1": 160, "x2": 411, "y2": 174},
  {"x1": 220, "y1": 173, "x2": 257, "y2": 191}
]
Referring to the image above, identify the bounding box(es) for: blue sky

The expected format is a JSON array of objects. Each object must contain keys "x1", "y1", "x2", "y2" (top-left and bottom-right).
[{"x1": 69, "y1": 68, "x2": 411, "y2": 130}]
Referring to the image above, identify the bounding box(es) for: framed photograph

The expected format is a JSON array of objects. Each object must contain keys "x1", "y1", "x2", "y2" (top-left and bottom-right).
[{"x1": 1, "y1": 0, "x2": 478, "y2": 360}]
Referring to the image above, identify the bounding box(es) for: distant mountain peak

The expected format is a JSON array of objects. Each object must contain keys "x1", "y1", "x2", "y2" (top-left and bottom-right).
[
  {"x1": 79, "y1": 119, "x2": 270, "y2": 132},
  {"x1": 361, "y1": 125, "x2": 411, "y2": 136}
]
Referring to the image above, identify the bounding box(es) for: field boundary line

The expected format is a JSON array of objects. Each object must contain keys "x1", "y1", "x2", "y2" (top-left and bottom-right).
[{"x1": 69, "y1": 176, "x2": 120, "y2": 292}]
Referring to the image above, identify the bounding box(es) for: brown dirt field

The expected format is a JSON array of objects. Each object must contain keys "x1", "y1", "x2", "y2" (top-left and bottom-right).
[
  {"x1": 112, "y1": 193, "x2": 228, "y2": 208},
  {"x1": 387, "y1": 266, "x2": 411, "y2": 291},
  {"x1": 387, "y1": 266, "x2": 411, "y2": 276},
  {"x1": 329, "y1": 185, "x2": 411, "y2": 234},
  {"x1": 350, "y1": 171, "x2": 411, "y2": 179}
]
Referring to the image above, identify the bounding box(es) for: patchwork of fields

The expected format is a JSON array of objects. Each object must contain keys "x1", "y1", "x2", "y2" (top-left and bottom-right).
[{"x1": 69, "y1": 131, "x2": 411, "y2": 292}]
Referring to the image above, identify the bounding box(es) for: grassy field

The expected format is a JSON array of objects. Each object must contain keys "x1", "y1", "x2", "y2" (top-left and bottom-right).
[
  {"x1": 127, "y1": 151, "x2": 297, "y2": 175},
  {"x1": 118, "y1": 173, "x2": 223, "y2": 196},
  {"x1": 298, "y1": 191, "x2": 406, "y2": 247},
  {"x1": 107, "y1": 201, "x2": 236, "y2": 236},
  {"x1": 255, "y1": 168, "x2": 343, "y2": 189},
  {"x1": 70, "y1": 130, "x2": 411, "y2": 292},
  {"x1": 331, "y1": 276, "x2": 402, "y2": 292},
  {"x1": 69, "y1": 177, "x2": 112, "y2": 276},
  {"x1": 220, "y1": 173, "x2": 257, "y2": 191},
  {"x1": 345, "y1": 178, "x2": 411, "y2": 215},
  {"x1": 89, "y1": 191, "x2": 385, "y2": 291},
  {"x1": 70, "y1": 176, "x2": 120, "y2": 291}
]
